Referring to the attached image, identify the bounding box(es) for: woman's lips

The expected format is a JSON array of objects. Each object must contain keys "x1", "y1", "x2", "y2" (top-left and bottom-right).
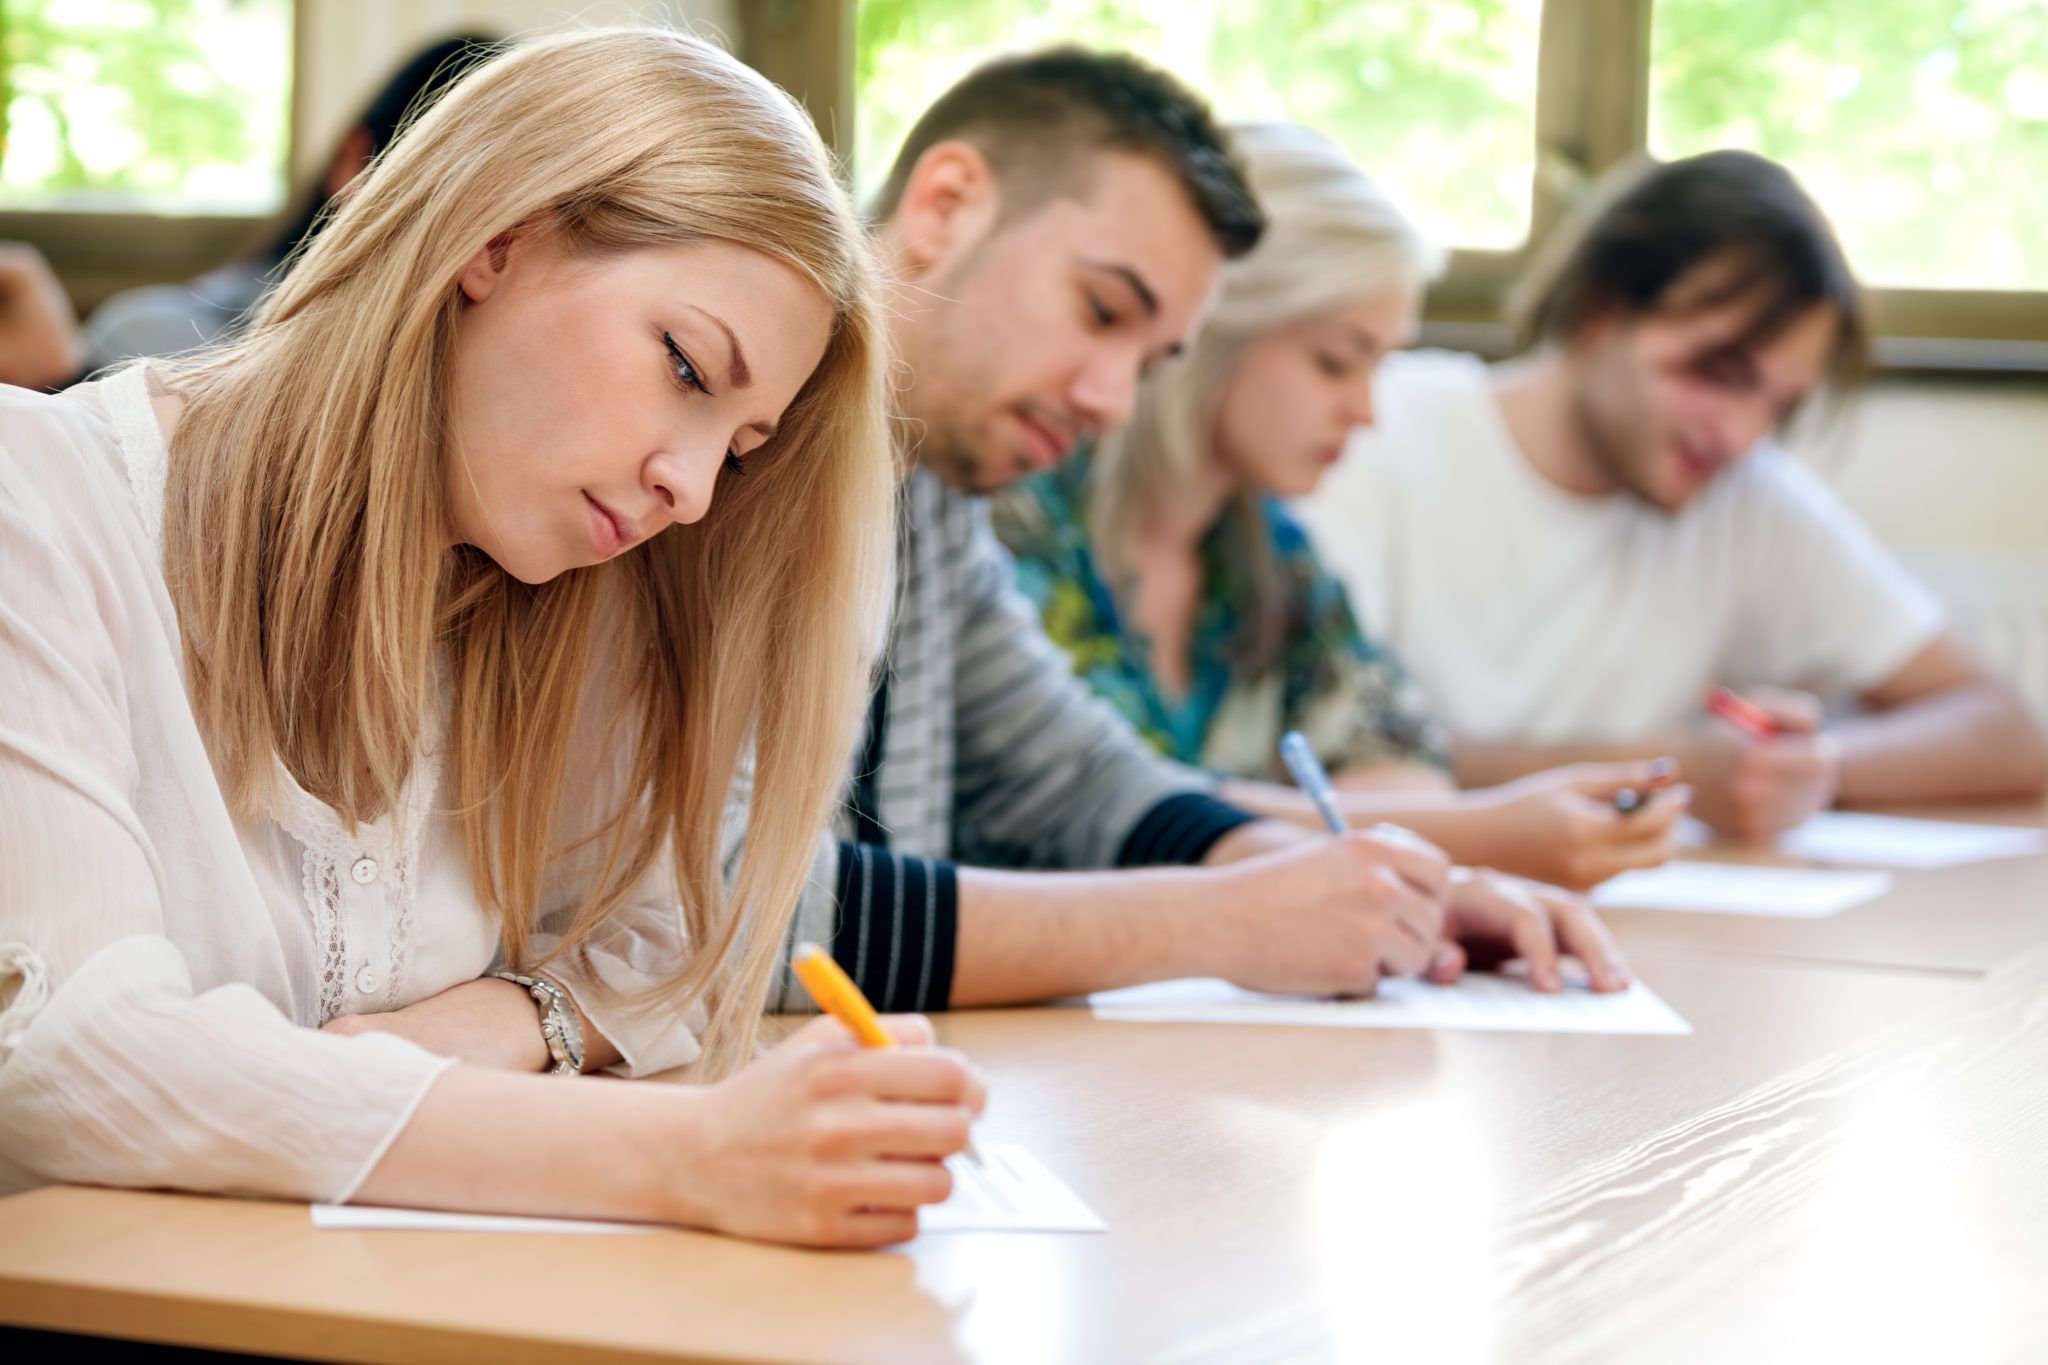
[{"x1": 584, "y1": 492, "x2": 626, "y2": 558}]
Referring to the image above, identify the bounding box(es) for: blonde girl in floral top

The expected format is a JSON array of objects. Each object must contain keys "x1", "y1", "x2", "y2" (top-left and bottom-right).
[
  {"x1": 996, "y1": 123, "x2": 1691, "y2": 893},
  {"x1": 999, "y1": 447, "x2": 1447, "y2": 779}
]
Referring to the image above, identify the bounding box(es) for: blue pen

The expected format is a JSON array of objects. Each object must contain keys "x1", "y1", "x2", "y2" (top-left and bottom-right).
[{"x1": 1278, "y1": 731, "x2": 1350, "y2": 836}]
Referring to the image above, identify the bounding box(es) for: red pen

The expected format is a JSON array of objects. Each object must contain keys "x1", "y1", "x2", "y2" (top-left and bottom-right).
[{"x1": 1707, "y1": 687, "x2": 1784, "y2": 741}]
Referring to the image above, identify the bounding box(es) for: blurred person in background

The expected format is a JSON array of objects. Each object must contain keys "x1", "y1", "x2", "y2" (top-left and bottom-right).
[
  {"x1": 1296, "y1": 150, "x2": 2047, "y2": 840},
  {"x1": 995, "y1": 122, "x2": 1687, "y2": 894},
  {"x1": 749, "y1": 49, "x2": 1634, "y2": 1011},
  {"x1": 0, "y1": 34, "x2": 497, "y2": 390}
]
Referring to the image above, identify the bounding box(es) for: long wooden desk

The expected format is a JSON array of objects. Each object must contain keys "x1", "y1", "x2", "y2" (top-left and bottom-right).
[
  {"x1": 1499, "y1": 943, "x2": 2048, "y2": 1364},
  {"x1": 4, "y1": 817, "x2": 2046, "y2": 1363}
]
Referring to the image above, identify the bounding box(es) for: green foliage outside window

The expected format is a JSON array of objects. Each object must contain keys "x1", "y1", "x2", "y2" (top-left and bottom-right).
[
  {"x1": 7, "y1": 0, "x2": 2041, "y2": 292},
  {"x1": 1, "y1": 0, "x2": 291, "y2": 213},
  {"x1": 856, "y1": 0, "x2": 1541, "y2": 250},
  {"x1": 1651, "y1": 0, "x2": 2048, "y2": 291},
  {"x1": 859, "y1": 0, "x2": 2048, "y2": 294}
]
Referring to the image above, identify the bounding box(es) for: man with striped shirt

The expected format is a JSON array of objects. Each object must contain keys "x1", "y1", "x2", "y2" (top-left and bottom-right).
[{"x1": 774, "y1": 50, "x2": 1630, "y2": 1014}]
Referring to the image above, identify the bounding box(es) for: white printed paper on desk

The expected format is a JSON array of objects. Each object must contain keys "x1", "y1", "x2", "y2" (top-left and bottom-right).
[
  {"x1": 310, "y1": 1204, "x2": 656, "y2": 1235},
  {"x1": 1090, "y1": 972, "x2": 1690, "y2": 1036},
  {"x1": 1590, "y1": 861, "x2": 1892, "y2": 918},
  {"x1": 919, "y1": 1144, "x2": 1105, "y2": 1234},
  {"x1": 310, "y1": 1144, "x2": 1103, "y2": 1237},
  {"x1": 1776, "y1": 812, "x2": 2047, "y2": 869}
]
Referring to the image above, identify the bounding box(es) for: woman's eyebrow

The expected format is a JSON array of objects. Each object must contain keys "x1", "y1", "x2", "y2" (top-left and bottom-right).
[
  {"x1": 1340, "y1": 324, "x2": 1384, "y2": 356},
  {"x1": 685, "y1": 304, "x2": 751, "y2": 389}
]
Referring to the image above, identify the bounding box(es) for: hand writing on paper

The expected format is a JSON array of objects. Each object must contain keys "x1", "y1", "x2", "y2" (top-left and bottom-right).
[
  {"x1": 671, "y1": 1013, "x2": 986, "y2": 1248},
  {"x1": 1469, "y1": 760, "x2": 1690, "y2": 889},
  {"x1": 1216, "y1": 825, "x2": 1450, "y2": 998},
  {"x1": 1688, "y1": 687, "x2": 1839, "y2": 840},
  {"x1": 1427, "y1": 868, "x2": 1632, "y2": 995}
]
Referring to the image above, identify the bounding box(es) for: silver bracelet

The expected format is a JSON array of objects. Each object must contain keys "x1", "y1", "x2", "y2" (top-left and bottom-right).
[{"x1": 494, "y1": 971, "x2": 585, "y2": 1075}]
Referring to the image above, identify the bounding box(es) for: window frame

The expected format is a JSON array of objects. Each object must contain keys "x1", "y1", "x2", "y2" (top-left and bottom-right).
[{"x1": 776, "y1": 0, "x2": 2046, "y2": 373}]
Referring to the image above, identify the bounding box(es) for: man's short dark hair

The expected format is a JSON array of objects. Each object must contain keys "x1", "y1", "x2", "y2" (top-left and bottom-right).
[
  {"x1": 1510, "y1": 149, "x2": 1868, "y2": 391},
  {"x1": 870, "y1": 47, "x2": 1264, "y2": 260}
]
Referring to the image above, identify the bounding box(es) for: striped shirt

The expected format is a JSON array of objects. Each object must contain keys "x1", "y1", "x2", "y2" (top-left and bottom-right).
[{"x1": 771, "y1": 468, "x2": 1255, "y2": 1012}]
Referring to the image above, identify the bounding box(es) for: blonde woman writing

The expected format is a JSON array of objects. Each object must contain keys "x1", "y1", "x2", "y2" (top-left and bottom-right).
[
  {"x1": 994, "y1": 123, "x2": 1687, "y2": 899},
  {"x1": 0, "y1": 29, "x2": 981, "y2": 1248}
]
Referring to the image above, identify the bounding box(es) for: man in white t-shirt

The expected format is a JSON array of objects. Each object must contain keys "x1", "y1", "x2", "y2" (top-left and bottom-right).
[{"x1": 1301, "y1": 150, "x2": 2045, "y2": 839}]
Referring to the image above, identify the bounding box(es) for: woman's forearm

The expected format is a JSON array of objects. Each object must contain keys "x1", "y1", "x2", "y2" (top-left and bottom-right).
[
  {"x1": 349, "y1": 1064, "x2": 699, "y2": 1222},
  {"x1": 323, "y1": 975, "x2": 624, "y2": 1073}
]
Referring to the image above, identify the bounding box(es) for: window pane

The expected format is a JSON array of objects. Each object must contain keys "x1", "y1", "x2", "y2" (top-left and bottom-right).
[
  {"x1": 1650, "y1": 0, "x2": 2048, "y2": 291},
  {"x1": 856, "y1": 0, "x2": 1542, "y2": 251},
  {"x1": 2, "y1": 0, "x2": 293, "y2": 214}
]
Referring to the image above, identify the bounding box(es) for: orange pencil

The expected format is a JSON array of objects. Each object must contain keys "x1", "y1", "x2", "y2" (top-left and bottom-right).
[
  {"x1": 791, "y1": 942, "x2": 898, "y2": 1048},
  {"x1": 792, "y1": 942, "x2": 983, "y2": 1164}
]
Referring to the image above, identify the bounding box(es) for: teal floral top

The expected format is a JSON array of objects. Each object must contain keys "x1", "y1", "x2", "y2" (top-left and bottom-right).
[{"x1": 992, "y1": 451, "x2": 1448, "y2": 783}]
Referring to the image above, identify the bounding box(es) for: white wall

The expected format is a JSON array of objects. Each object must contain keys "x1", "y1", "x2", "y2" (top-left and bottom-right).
[
  {"x1": 1798, "y1": 380, "x2": 2048, "y2": 725},
  {"x1": 294, "y1": 0, "x2": 738, "y2": 182},
  {"x1": 1807, "y1": 382, "x2": 2048, "y2": 557}
]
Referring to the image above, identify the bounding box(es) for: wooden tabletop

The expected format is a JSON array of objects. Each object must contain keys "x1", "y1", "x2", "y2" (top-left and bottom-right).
[
  {"x1": 3, "y1": 814, "x2": 2045, "y2": 1363},
  {"x1": 1498, "y1": 944, "x2": 2048, "y2": 1365}
]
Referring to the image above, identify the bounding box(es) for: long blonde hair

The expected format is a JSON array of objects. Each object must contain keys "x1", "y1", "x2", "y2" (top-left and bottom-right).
[
  {"x1": 160, "y1": 28, "x2": 895, "y2": 1074},
  {"x1": 1088, "y1": 122, "x2": 1439, "y2": 673}
]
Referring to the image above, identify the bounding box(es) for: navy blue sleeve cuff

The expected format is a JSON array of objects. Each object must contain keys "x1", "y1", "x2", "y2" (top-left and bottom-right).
[
  {"x1": 830, "y1": 842, "x2": 960, "y2": 1012},
  {"x1": 1116, "y1": 792, "x2": 1259, "y2": 868}
]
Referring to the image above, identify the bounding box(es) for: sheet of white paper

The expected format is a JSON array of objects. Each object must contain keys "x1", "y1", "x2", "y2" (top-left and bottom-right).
[
  {"x1": 1591, "y1": 861, "x2": 1891, "y2": 918},
  {"x1": 310, "y1": 1204, "x2": 655, "y2": 1234},
  {"x1": 1676, "y1": 815, "x2": 1715, "y2": 849},
  {"x1": 920, "y1": 1144, "x2": 1105, "y2": 1234},
  {"x1": 1776, "y1": 812, "x2": 2046, "y2": 869},
  {"x1": 311, "y1": 1144, "x2": 1103, "y2": 1237},
  {"x1": 1090, "y1": 972, "x2": 1690, "y2": 1036}
]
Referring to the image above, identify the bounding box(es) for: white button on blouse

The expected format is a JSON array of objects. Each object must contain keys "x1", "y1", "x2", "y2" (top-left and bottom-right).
[
  {"x1": 355, "y1": 965, "x2": 379, "y2": 995},
  {"x1": 349, "y1": 857, "x2": 378, "y2": 886}
]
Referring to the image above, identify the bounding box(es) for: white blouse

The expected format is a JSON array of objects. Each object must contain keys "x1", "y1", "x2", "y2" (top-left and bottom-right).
[{"x1": 0, "y1": 367, "x2": 703, "y2": 1202}]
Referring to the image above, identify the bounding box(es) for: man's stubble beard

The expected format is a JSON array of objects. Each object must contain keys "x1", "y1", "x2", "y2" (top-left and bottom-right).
[
  {"x1": 1572, "y1": 345, "x2": 1667, "y2": 512},
  {"x1": 901, "y1": 325, "x2": 1007, "y2": 493}
]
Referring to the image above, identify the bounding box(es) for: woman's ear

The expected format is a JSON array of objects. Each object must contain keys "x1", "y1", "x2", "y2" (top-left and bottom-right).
[{"x1": 457, "y1": 231, "x2": 518, "y2": 305}]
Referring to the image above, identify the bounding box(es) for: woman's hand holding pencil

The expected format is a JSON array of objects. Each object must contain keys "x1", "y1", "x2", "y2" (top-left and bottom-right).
[{"x1": 666, "y1": 947, "x2": 986, "y2": 1250}]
